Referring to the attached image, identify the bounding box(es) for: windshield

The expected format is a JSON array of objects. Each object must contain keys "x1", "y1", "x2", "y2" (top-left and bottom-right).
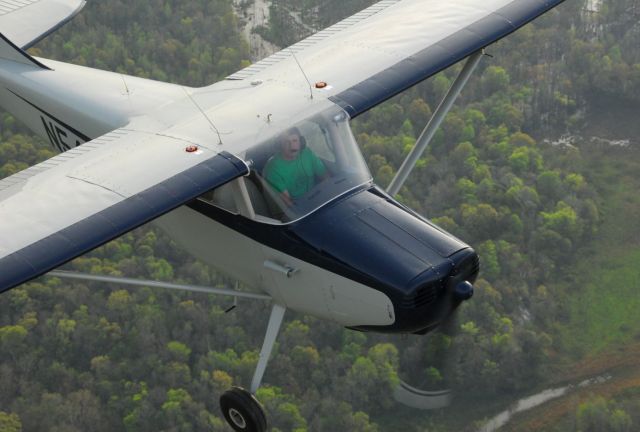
[{"x1": 205, "y1": 106, "x2": 371, "y2": 223}]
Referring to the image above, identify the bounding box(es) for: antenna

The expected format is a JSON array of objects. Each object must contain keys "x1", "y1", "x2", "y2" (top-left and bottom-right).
[
  {"x1": 182, "y1": 87, "x2": 223, "y2": 145},
  {"x1": 291, "y1": 49, "x2": 313, "y2": 100},
  {"x1": 120, "y1": 74, "x2": 130, "y2": 96}
]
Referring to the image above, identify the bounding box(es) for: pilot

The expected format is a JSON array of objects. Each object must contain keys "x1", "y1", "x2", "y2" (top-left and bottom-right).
[{"x1": 263, "y1": 127, "x2": 328, "y2": 206}]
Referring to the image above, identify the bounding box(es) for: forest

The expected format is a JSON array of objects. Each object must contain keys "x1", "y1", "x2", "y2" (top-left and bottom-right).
[{"x1": 1, "y1": 0, "x2": 640, "y2": 431}]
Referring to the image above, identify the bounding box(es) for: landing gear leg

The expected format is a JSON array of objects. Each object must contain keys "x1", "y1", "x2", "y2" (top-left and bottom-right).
[{"x1": 220, "y1": 303, "x2": 286, "y2": 432}]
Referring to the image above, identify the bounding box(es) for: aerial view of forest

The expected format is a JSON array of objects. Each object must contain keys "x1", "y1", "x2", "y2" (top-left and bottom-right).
[{"x1": 1, "y1": 0, "x2": 639, "y2": 431}]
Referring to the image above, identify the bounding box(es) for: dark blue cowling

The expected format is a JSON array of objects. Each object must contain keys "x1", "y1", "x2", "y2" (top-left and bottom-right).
[{"x1": 294, "y1": 187, "x2": 479, "y2": 333}]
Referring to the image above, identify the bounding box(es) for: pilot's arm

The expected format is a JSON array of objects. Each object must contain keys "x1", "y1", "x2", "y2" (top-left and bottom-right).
[
  {"x1": 263, "y1": 160, "x2": 295, "y2": 206},
  {"x1": 309, "y1": 149, "x2": 329, "y2": 181}
]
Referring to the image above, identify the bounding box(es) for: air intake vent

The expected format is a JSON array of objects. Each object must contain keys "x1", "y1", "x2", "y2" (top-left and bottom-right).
[{"x1": 400, "y1": 280, "x2": 443, "y2": 309}]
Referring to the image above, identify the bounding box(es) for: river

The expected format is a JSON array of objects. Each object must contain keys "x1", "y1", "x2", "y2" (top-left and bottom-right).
[{"x1": 477, "y1": 375, "x2": 612, "y2": 432}]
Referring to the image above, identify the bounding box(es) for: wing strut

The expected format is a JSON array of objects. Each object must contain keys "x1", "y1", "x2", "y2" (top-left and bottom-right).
[
  {"x1": 386, "y1": 50, "x2": 484, "y2": 196},
  {"x1": 47, "y1": 270, "x2": 271, "y2": 300},
  {"x1": 49, "y1": 269, "x2": 284, "y2": 392}
]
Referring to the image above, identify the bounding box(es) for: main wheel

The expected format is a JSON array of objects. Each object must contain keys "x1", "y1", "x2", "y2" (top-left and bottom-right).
[{"x1": 219, "y1": 387, "x2": 267, "y2": 432}]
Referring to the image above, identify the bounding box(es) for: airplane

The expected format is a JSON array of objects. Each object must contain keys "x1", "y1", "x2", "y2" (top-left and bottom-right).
[{"x1": 0, "y1": 0, "x2": 565, "y2": 430}]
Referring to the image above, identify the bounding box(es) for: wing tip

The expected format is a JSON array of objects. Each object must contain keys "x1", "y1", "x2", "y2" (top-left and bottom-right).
[{"x1": 20, "y1": 0, "x2": 88, "y2": 50}]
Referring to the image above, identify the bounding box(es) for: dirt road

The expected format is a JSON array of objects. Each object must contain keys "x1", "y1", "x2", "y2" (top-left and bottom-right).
[{"x1": 233, "y1": 0, "x2": 280, "y2": 61}]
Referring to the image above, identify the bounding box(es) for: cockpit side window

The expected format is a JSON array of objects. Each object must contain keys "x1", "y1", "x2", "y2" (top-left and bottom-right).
[
  {"x1": 198, "y1": 106, "x2": 372, "y2": 224},
  {"x1": 299, "y1": 121, "x2": 336, "y2": 164}
]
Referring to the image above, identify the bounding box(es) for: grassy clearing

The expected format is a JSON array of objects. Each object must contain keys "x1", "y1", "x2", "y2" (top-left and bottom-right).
[
  {"x1": 562, "y1": 249, "x2": 640, "y2": 355},
  {"x1": 556, "y1": 143, "x2": 640, "y2": 357}
]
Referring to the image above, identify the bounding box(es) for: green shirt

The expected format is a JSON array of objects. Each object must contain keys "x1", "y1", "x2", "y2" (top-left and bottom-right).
[{"x1": 264, "y1": 148, "x2": 326, "y2": 198}]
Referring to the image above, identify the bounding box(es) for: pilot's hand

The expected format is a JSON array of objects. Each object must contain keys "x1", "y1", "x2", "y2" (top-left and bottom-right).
[{"x1": 280, "y1": 190, "x2": 294, "y2": 207}]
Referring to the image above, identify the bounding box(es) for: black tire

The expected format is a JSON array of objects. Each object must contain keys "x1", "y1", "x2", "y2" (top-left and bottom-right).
[{"x1": 219, "y1": 387, "x2": 267, "y2": 432}]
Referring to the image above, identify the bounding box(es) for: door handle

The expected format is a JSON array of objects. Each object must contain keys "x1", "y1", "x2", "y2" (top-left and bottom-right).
[{"x1": 263, "y1": 260, "x2": 299, "y2": 278}]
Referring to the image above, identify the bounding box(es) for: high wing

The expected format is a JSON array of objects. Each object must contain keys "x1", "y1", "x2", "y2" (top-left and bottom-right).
[
  {"x1": 225, "y1": 0, "x2": 565, "y2": 117},
  {"x1": 0, "y1": 0, "x2": 565, "y2": 293},
  {"x1": 0, "y1": 123, "x2": 248, "y2": 292},
  {"x1": 0, "y1": 0, "x2": 85, "y2": 49}
]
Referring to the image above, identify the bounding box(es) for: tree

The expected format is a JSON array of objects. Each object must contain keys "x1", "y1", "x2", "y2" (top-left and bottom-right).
[
  {"x1": 460, "y1": 203, "x2": 500, "y2": 241},
  {"x1": 256, "y1": 386, "x2": 307, "y2": 431},
  {"x1": 477, "y1": 241, "x2": 500, "y2": 280},
  {"x1": 345, "y1": 344, "x2": 399, "y2": 411},
  {"x1": 0, "y1": 325, "x2": 28, "y2": 365},
  {"x1": 482, "y1": 66, "x2": 511, "y2": 93},
  {"x1": 577, "y1": 397, "x2": 633, "y2": 432},
  {"x1": 0, "y1": 412, "x2": 22, "y2": 432},
  {"x1": 537, "y1": 170, "x2": 564, "y2": 203},
  {"x1": 167, "y1": 341, "x2": 192, "y2": 363},
  {"x1": 540, "y1": 201, "x2": 582, "y2": 242},
  {"x1": 407, "y1": 98, "x2": 432, "y2": 134}
]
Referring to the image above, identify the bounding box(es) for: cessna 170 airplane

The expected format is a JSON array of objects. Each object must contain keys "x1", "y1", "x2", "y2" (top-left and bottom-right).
[{"x1": 0, "y1": 0, "x2": 565, "y2": 430}]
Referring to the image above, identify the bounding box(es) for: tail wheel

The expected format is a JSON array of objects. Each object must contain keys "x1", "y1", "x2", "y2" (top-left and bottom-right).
[{"x1": 219, "y1": 387, "x2": 267, "y2": 432}]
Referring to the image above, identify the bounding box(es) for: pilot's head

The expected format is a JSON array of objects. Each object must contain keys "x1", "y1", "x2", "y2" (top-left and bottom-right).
[{"x1": 279, "y1": 128, "x2": 303, "y2": 161}]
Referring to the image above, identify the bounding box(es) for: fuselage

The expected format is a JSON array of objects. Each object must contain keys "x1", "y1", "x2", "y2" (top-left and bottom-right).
[{"x1": 156, "y1": 182, "x2": 479, "y2": 334}]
